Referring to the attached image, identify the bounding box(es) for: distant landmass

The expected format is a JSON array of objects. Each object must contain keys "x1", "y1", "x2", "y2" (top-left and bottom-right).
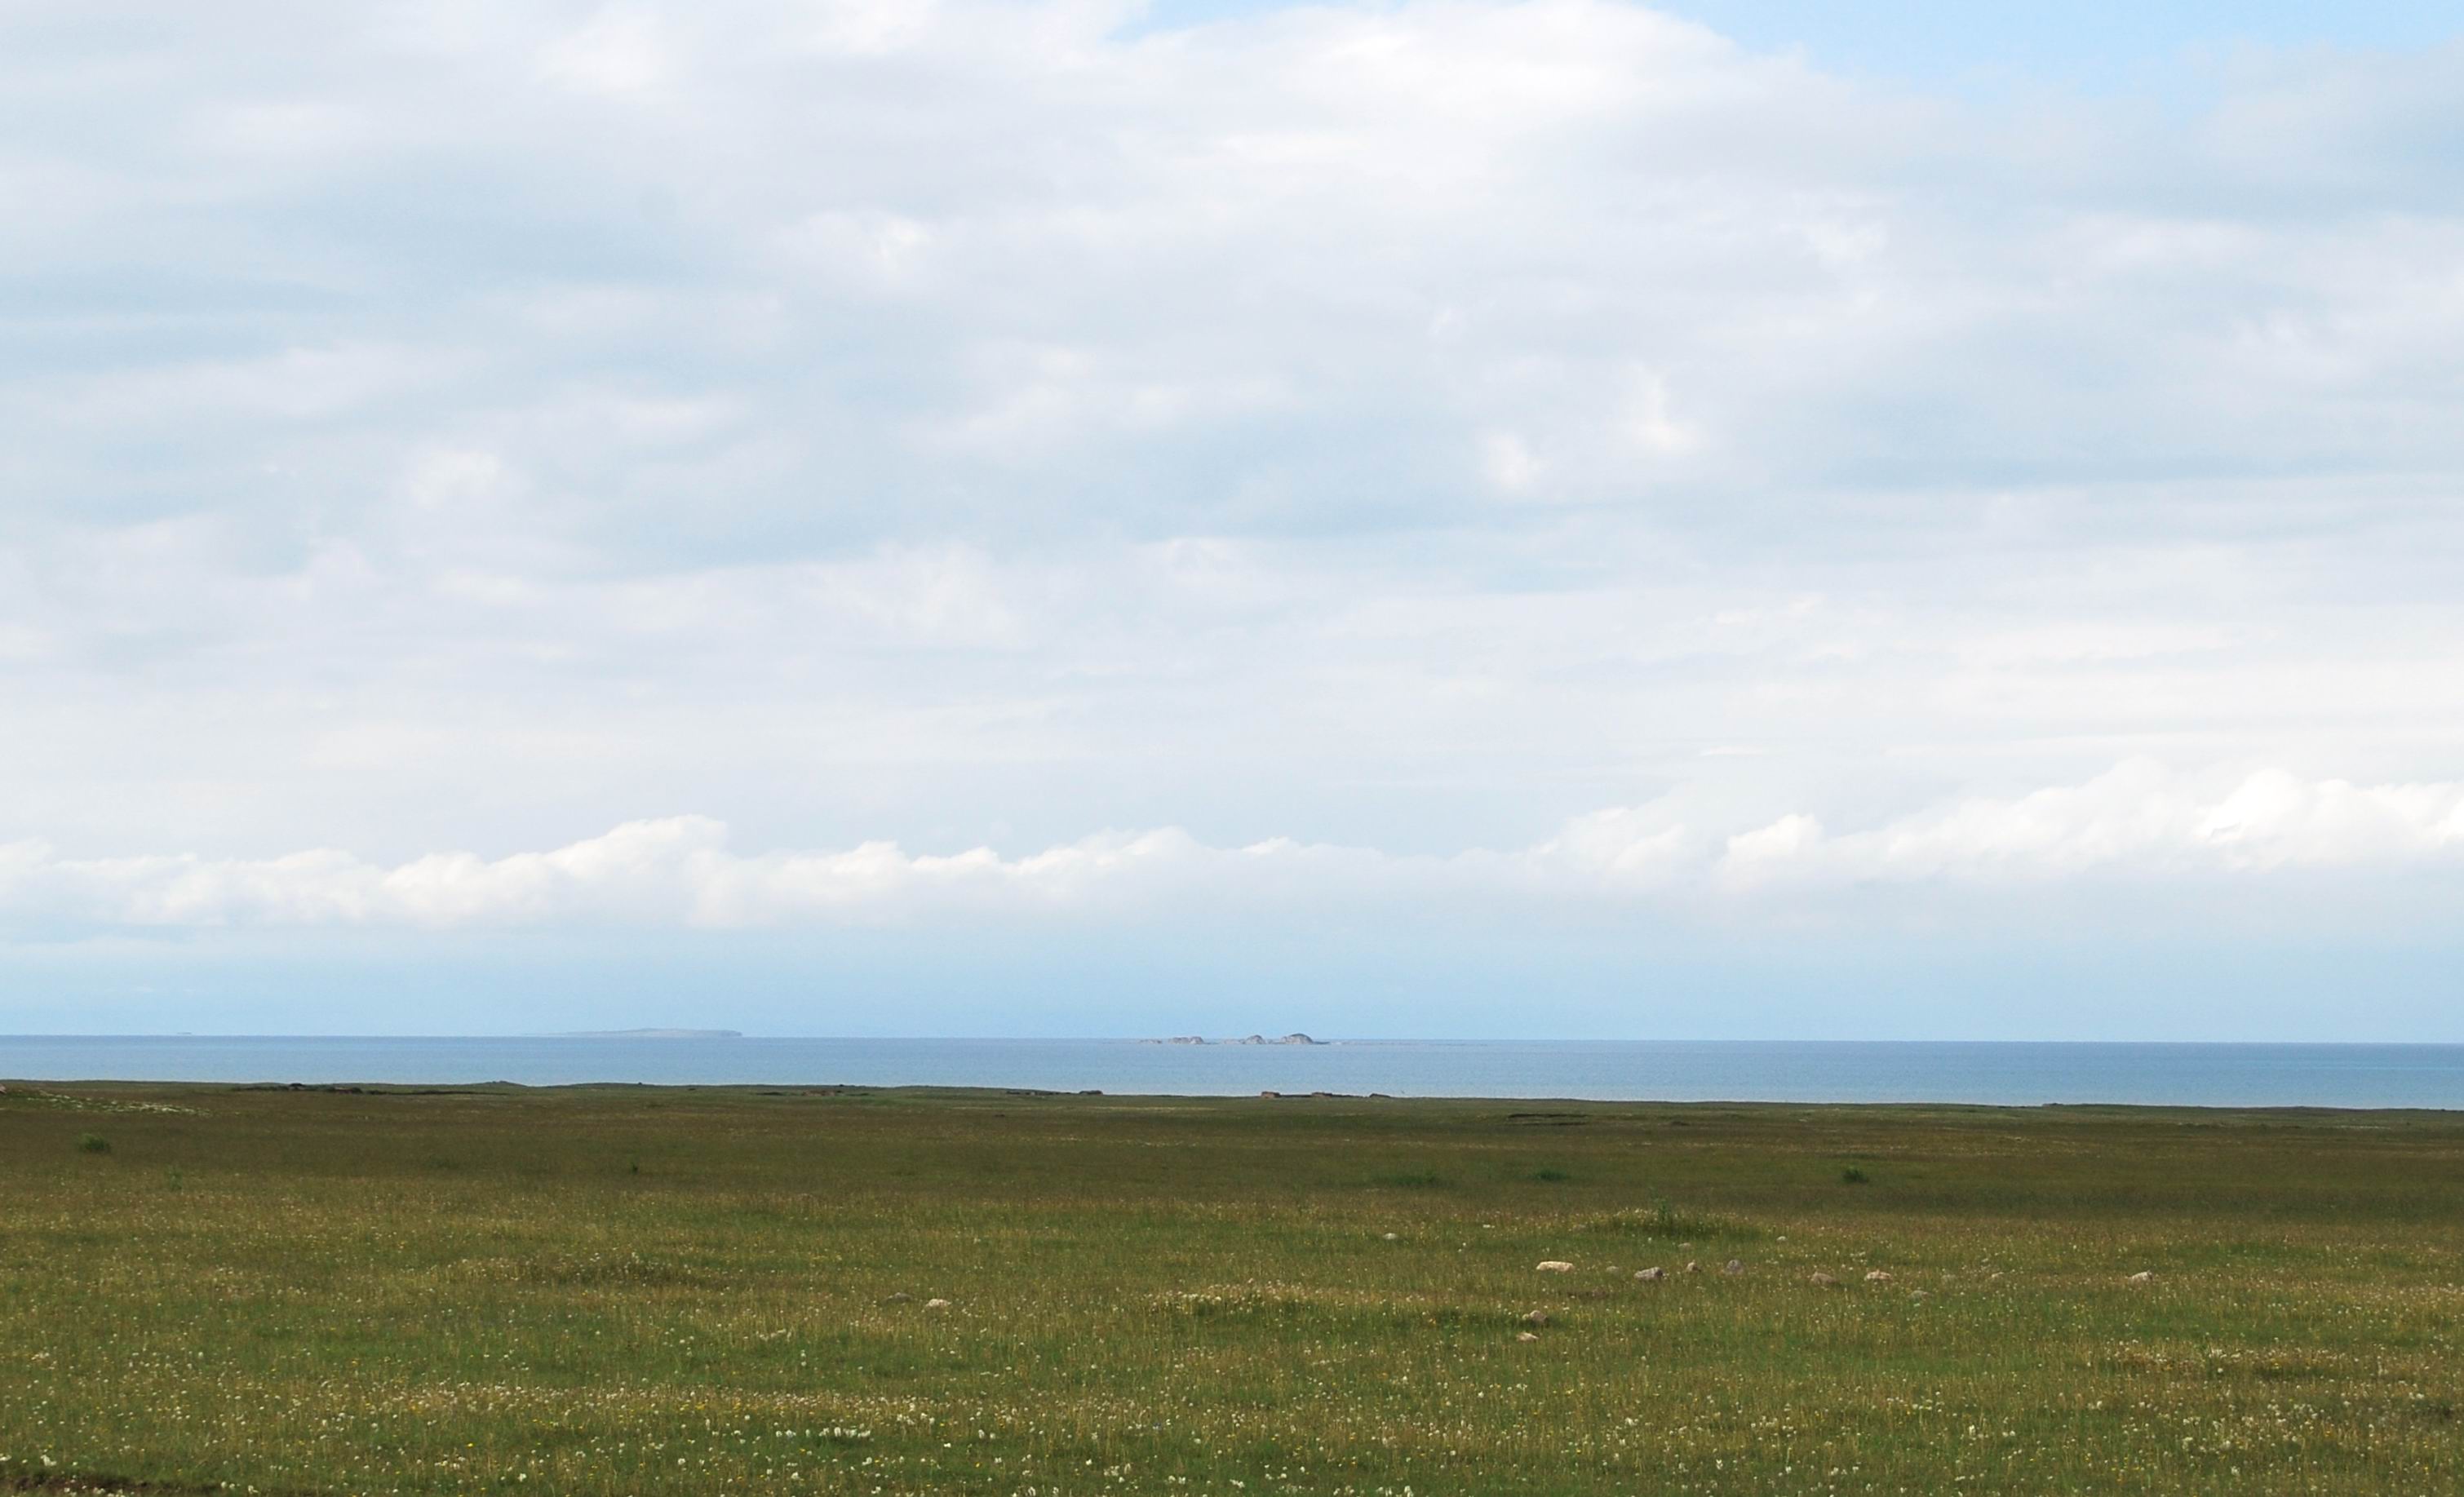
[
  {"x1": 1141, "y1": 1034, "x2": 1320, "y2": 1046},
  {"x1": 553, "y1": 1029, "x2": 744, "y2": 1039}
]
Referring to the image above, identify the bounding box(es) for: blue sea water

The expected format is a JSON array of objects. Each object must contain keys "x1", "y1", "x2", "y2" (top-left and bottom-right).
[{"x1": 5, "y1": 1036, "x2": 2463, "y2": 1108}]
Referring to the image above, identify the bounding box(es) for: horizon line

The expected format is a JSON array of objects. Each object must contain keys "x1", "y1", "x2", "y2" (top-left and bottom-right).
[{"x1": 9, "y1": 1033, "x2": 2464, "y2": 1047}]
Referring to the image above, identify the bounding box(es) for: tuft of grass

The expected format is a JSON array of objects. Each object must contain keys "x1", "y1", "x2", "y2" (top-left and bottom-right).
[
  {"x1": 1579, "y1": 1198, "x2": 1760, "y2": 1242},
  {"x1": 75, "y1": 1132, "x2": 110, "y2": 1154},
  {"x1": 1369, "y1": 1167, "x2": 1447, "y2": 1188},
  {"x1": 514, "y1": 1250, "x2": 711, "y2": 1290},
  {"x1": 1841, "y1": 1165, "x2": 1870, "y2": 1184},
  {"x1": 1529, "y1": 1167, "x2": 1574, "y2": 1182}
]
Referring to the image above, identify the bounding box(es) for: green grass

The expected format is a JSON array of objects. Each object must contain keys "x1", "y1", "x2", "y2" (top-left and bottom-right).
[{"x1": 3, "y1": 1082, "x2": 2462, "y2": 1494}]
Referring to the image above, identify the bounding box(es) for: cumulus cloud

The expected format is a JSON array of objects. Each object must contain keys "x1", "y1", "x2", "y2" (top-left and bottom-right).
[
  {"x1": 1711, "y1": 762, "x2": 2464, "y2": 888},
  {"x1": 5, "y1": 764, "x2": 2458, "y2": 935}
]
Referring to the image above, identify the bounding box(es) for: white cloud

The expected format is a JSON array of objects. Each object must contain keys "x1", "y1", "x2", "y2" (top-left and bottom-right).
[
  {"x1": 538, "y1": 10, "x2": 671, "y2": 95},
  {"x1": 1529, "y1": 803, "x2": 1693, "y2": 883},
  {"x1": 1717, "y1": 813, "x2": 1824, "y2": 884},
  {"x1": 4, "y1": 764, "x2": 2459, "y2": 935},
  {"x1": 1478, "y1": 430, "x2": 1544, "y2": 495},
  {"x1": 1705, "y1": 762, "x2": 2464, "y2": 888},
  {"x1": 2194, "y1": 770, "x2": 2464, "y2": 870}
]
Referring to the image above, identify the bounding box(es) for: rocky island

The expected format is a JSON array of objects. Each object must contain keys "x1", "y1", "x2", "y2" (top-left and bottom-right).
[{"x1": 1140, "y1": 1034, "x2": 1321, "y2": 1045}]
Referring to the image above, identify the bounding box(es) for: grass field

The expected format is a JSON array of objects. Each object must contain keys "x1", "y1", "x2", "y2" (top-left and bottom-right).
[{"x1": 3, "y1": 1081, "x2": 2461, "y2": 1495}]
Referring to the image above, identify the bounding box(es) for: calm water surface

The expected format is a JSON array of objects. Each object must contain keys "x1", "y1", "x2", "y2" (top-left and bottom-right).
[{"x1": 7, "y1": 1036, "x2": 2463, "y2": 1108}]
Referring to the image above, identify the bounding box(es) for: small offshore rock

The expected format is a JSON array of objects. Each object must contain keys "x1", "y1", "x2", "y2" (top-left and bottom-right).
[
  {"x1": 1536, "y1": 1260, "x2": 1574, "y2": 1273},
  {"x1": 1635, "y1": 1266, "x2": 1665, "y2": 1282}
]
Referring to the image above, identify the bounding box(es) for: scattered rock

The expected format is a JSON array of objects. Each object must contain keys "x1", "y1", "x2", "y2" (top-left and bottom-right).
[
  {"x1": 1682, "y1": 1260, "x2": 1700, "y2": 1275},
  {"x1": 1515, "y1": 1331, "x2": 1541, "y2": 1343},
  {"x1": 1634, "y1": 1267, "x2": 1665, "y2": 1282},
  {"x1": 1775, "y1": 1234, "x2": 1788, "y2": 1242},
  {"x1": 1521, "y1": 1309, "x2": 1550, "y2": 1326},
  {"x1": 1810, "y1": 1272, "x2": 1837, "y2": 1287},
  {"x1": 924, "y1": 1297, "x2": 952, "y2": 1309},
  {"x1": 1722, "y1": 1260, "x2": 1744, "y2": 1275},
  {"x1": 1536, "y1": 1260, "x2": 1574, "y2": 1273},
  {"x1": 1910, "y1": 1290, "x2": 1930, "y2": 1303},
  {"x1": 1864, "y1": 1269, "x2": 1893, "y2": 1283},
  {"x1": 883, "y1": 1292, "x2": 913, "y2": 1304},
  {"x1": 1382, "y1": 1232, "x2": 1400, "y2": 1242},
  {"x1": 2127, "y1": 1270, "x2": 2154, "y2": 1285}
]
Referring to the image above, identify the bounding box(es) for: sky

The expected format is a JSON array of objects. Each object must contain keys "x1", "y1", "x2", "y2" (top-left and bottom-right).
[{"x1": 2, "y1": 1, "x2": 2461, "y2": 1039}]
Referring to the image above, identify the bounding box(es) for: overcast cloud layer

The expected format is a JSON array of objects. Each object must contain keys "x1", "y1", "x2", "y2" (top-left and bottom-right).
[{"x1": 3, "y1": 2, "x2": 2461, "y2": 1035}]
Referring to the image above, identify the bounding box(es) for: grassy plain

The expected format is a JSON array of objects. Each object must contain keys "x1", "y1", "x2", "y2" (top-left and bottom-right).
[{"x1": 2, "y1": 1080, "x2": 2461, "y2": 1495}]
